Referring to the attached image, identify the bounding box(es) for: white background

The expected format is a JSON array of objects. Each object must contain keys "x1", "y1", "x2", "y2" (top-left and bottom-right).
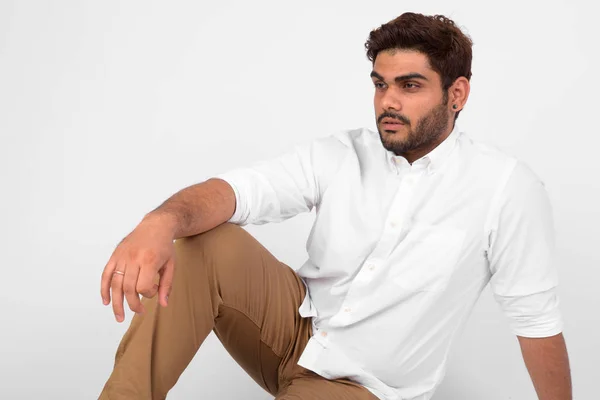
[{"x1": 1, "y1": 1, "x2": 598, "y2": 399}]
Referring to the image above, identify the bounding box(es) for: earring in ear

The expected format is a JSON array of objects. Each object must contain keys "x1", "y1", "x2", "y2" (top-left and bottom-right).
[{"x1": 452, "y1": 104, "x2": 458, "y2": 110}]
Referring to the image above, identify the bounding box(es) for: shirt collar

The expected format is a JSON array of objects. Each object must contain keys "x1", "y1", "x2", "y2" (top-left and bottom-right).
[{"x1": 385, "y1": 124, "x2": 462, "y2": 174}]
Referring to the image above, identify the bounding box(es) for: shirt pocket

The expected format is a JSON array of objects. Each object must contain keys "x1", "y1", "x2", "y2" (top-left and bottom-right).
[{"x1": 391, "y1": 224, "x2": 467, "y2": 292}]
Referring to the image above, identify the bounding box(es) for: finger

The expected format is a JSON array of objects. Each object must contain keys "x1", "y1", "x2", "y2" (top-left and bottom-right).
[
  {"x1": 136, "y1": 265, "x2": 159, "y2": 299},
  {"x1": 123, "y1": 264, "x2": 144, "y2": 314},
  {"x1": 139, "y1": 283, "x2": 159, "y2": 299},
  {"x1": 101, "y1": 258, "x2": 117, "y2": 305},
  {"x1": 111, "y1": 265, "x2": 127, "y2": 322},
  {"x1": 158, "y1": 258, "x2": 175, "y2": 307}
]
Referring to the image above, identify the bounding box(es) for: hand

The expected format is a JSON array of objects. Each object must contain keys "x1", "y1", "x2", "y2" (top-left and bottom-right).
[{"x1": 100, "y1": 217, "x2": 176, "y2": 322}]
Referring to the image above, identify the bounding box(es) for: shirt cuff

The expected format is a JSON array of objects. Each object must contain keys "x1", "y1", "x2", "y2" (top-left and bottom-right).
[
  {"x1": 493, "y1": 287, "x2": 564, "y2": 338},
  {"x1": 214, "y1": 170, "x2": 249, "y2": 225}
]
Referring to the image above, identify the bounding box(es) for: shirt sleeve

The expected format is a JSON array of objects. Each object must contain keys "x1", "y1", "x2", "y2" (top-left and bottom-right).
[
  {"x1": 213, "y1": 133, "x2": 349, "y2": 226},
  {"x1": 486, "y1": 161, "x2": 564, "y2": 338}
]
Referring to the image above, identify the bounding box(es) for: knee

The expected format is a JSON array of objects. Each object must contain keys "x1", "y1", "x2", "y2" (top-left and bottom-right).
[{"x1": 173, "y1": 222, "x2": 248, "y2": 263}]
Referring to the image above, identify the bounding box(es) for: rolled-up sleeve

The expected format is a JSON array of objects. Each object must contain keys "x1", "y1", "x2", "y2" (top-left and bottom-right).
[
  {"x1": 486, "y1": 161, "x2": 564, "y2": 338},
  {"x1": 214, "y1": 133, "x2": 348, "y2": 226}
]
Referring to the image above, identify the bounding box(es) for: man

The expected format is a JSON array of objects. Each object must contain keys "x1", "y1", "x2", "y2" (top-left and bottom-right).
[{"x1": 99, "y1": 12, "x2": 572, "y2": 400}]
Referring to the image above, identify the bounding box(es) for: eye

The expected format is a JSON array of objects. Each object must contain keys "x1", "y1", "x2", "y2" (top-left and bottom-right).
[
  {"x1": 374, "y1": 81, "x2": 387, "y2": 90},
  {"x1": 403, "y1": 82, "x2": 420, "y2": 90}
]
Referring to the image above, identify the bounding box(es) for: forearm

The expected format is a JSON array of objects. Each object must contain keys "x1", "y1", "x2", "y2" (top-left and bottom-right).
[
  {"x1": 517, "y1": 333, "x2": 572, "y2": 400},
  {"x1": 143, "y1": 178, "x2": 236, "y2": 239}
]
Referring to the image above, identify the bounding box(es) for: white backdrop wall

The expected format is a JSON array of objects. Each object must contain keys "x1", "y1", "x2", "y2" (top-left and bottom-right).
[{"x1": 0, "y1": 1, "x2": 597, "y2": 399}]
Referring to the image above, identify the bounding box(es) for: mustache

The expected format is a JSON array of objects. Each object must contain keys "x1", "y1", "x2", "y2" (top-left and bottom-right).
[{"x1": 377, "y1": 111, "x2": 410, "y2": 125}]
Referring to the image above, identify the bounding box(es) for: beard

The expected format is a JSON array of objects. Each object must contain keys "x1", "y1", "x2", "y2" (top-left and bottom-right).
[{"x1": 376, "y1": 99, "x2": 451, "y2": 157}]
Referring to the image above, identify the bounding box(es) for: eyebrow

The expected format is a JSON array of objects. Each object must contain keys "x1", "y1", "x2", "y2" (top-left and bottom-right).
[{"x1": 370, "y1": 70, "x2": 429, "y2": 83}]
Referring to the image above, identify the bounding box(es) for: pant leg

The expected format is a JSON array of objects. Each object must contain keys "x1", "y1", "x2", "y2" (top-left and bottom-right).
[
  {"x1": 99, "y1": 223, "x2": 309, "y2": 399},
  {"x1": 276, "y1": 370, "x2": 379, "y2": 400}
]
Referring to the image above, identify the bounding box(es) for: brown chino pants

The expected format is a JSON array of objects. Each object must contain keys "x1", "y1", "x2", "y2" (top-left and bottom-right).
[{"x1": 99, "y1": 223, "x2": 378, "y2": 399}]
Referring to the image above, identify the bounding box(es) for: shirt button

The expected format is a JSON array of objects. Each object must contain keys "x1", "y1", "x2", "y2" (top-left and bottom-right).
[
  {"x1": 344, "y1": 307, "x2": 352, "y2": 313},
  {"x1": 321, "y1": 331, "x2": 328, "y2": 337},
  {"x1": 368, "y1": 264, "x2": 376, "y2": 271}
]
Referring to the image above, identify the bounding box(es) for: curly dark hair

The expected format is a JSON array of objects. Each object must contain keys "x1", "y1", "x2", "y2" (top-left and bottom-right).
[{"x1": 365, "y1": 12, "x2": 473, "y2": 118}]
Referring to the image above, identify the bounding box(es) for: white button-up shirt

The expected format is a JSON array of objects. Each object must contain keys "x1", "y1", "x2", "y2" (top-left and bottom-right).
[{"x1": 215, "y1": 125, "x2": 563, "y2": 400}]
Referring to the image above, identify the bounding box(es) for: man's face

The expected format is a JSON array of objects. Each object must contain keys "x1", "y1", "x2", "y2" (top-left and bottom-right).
[{"x1": 371, "y1": 49, "x2": 453, "y2": 161}]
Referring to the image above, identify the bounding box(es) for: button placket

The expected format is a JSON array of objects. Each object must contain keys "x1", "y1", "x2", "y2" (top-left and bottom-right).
[
  {"x1": 314, "y1": 327, "x2": 331, "y2": 343},
  {"x1": 353, "y1": 258, "x2": 381, "y2": 286},
  {"x1": 386, "y1": 167, "x2": 424, "y2": 230}
]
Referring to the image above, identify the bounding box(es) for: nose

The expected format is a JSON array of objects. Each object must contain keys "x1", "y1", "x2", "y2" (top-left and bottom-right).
[{"x1": 380, "y1": 87, "x2": 402, "y2": 112}]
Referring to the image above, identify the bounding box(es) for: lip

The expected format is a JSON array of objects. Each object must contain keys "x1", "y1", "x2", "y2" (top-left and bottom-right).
[
  {"x1": 381, "y1": 118, "x2": 405, "y2": 126},
  {"x1": 381, "y1": 120, "x2": 405, "y2": 131}
]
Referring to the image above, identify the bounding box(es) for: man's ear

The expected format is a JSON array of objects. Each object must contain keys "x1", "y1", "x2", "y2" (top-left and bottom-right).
[{"x1": 448, "y1": 77, "x2": 470, "y2": 112}]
